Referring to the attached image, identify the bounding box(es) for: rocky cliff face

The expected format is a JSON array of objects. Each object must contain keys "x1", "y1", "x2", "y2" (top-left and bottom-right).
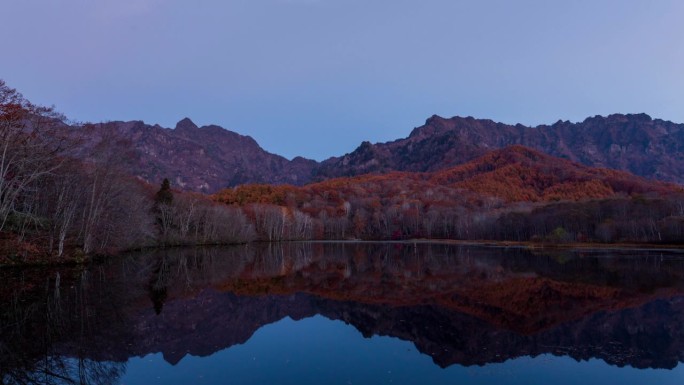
[
  {"x1": 65, "y1": 118, "x2": 317, "y2": 192},
  {"x1": 316, "y1": 113, "x2": 684, "y2": 184},
  {"x1": 60, "y1": 113, "x2": 684, "y2": 192}
]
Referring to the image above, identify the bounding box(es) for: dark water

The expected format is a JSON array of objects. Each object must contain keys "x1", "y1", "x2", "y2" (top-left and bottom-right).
[{"x1": 3, "y1": 242, "x2": 684, "y2": 385}]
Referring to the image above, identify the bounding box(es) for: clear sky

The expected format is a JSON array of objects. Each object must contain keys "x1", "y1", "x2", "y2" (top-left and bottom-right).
[{"x1": 1, "y1": 0, "x2": 683, "y2": 160}]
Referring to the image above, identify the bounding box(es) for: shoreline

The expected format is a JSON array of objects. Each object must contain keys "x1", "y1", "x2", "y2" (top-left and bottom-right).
[
  {"x1": 402, "y1": 239, "x2": 684, "y2": 253},
  {"x1": 3, "y1": 239, "x2": 684, "y2": 268}
]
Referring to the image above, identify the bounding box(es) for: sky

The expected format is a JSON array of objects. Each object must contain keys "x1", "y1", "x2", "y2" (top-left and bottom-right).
[{"x1": 1, "y1": 0, "x2": 683, "y2": 161}]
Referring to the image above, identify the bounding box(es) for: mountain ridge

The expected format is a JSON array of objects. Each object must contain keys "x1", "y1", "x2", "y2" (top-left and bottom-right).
[
  {"x1": 215, "y1": 145, "x2": 682, "y2": 208},
  {"x1": 50, "y1": 112, "x2": 684, "y2": 192},
  {"x1": 61, "y1": 118, "x2": 318, "y2": 192},
  {"x1": 317, "y1": 113, "x2": 684, "y2": 185}
]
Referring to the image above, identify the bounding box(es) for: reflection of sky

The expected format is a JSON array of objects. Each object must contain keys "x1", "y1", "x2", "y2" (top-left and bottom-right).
[
  {"x1": 121, "y1": 315, "x2": 684, "y2": 385},
  {"x1": 2, "y1": 1, "x2": 684, "y2": 160}
]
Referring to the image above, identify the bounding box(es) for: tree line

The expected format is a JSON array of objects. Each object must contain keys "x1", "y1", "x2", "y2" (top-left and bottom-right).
[
  {"x1": 3, "y1": 78, "x2": 683, "y2": 265},
  {"x1": 214, "y1": 179, "x2": 684, "y2": 244},
  {"x1": 0, "y1": 81, "x2": 254, "y2": 264}
]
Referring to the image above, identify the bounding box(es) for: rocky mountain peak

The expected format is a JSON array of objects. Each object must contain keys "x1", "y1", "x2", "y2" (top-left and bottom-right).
[
  {"x1": 318, "y1": 113, "x2": 684, "y2": 184},
  {"x1": 408, "y1": 114, "x2": 450, "y2": 138},
  {"x1": 175, "y1": 117, "x2": 198, "y2": 131},
  {"x1": 59, "y1": 112, "x2": 684, "y2": 192}
]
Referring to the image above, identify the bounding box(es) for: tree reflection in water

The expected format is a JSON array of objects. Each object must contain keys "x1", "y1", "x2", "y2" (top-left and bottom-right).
[
  {"x1": 1, "y1": 269, "x2": 126, "y2": 385},
  {"x1": 2, "y1": 242, "x2": 684, "y2": 383}
]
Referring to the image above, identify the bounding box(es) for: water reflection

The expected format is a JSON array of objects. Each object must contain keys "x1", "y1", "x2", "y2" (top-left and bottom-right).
[{"x1": 2, "y1": 242, "x2": 684, "y2": 384}]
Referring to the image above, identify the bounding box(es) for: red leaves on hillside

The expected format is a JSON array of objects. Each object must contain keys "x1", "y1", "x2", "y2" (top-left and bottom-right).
[
  {"x1": 428, "y1": 146, "x2": 679, "y2": 202},
  {"x1": 216, "y1": 146, "x2": 681, "y2": 208},
  {"x1": 212, "y1": 145, "x2": 683, "y2": 242}
]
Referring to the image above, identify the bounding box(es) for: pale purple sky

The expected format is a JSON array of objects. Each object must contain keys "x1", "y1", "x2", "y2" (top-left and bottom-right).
[{"x1": 1, "y1": 0, "x2": 683, "y2": 160}]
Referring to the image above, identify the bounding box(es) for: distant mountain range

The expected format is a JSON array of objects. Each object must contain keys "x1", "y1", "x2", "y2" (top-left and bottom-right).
[
  {"x1": 62, "y1": 118, "x2": 316, "y2": 192},
  {"x1": 62, "y1": 113, "x2": 684, "y2": 192},
  {"x1": 317, "y1": 113, "x2": 684, "y2": 184},
  {"x1": 424, "y1": 145, "x2": 680, "y2": 201},
  {"x1": 216, "y1": 145, "x2": 681, "y2": 207}
]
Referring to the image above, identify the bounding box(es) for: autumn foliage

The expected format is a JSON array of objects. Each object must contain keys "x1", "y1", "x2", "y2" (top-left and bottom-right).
[
  {"x1": 214, "y1": 146, "x2": 684, "y2": 243},
  {"x1": 3, "y1": 75, "x2": 684, "y2": 262},
  {"x1": 0, "y1": 81, "x2": 254, "y2": 265}
]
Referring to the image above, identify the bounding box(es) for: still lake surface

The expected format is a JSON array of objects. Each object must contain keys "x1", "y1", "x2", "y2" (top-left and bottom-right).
[{"x1": 2, "y1": 242, "x2": 684, "y2": 384}]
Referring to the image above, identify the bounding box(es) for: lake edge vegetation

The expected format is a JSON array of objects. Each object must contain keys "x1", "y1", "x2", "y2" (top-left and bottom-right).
[{"x1": 2, "y1": 80, "x2": 684, "y2": 266}]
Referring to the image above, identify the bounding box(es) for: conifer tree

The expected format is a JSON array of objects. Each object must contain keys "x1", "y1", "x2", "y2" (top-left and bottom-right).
[{"x1": 155, "y1": 178, "x2": 173, "y2": 206}]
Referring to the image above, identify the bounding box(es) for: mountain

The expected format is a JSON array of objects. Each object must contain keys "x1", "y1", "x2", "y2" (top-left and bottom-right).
[
  {"x1": 60, "y1": 113, "x2": 684, "y2": 193},
  {"x1": 426, "y1": 145, "x2": 680, "y2": 202},
  {"x1": 63, "y1": 118, "x2": 317, "y2": 192},
  {"x1": 316, "y1": 113, "x2": 684, "y2": 185},
  {"x1": 217, "y1": 146, "x2": 681, "y2": 206},
  {"x1": 213, "y1": 146, "x2": 683, "y2": 242}
]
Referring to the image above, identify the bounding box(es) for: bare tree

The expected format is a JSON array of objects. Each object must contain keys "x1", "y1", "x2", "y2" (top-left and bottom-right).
[{"x1": 0, "y1": 80, "x2": 66, "y2": 232}]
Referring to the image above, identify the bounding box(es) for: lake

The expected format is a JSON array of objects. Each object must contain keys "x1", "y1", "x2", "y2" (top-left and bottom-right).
[{"x1": 2, "y1": 242, "x2": 684, "y2": 384}]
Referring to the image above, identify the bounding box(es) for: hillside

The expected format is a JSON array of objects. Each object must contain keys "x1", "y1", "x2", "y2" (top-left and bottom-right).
[
  {"x1": 62, "y1": 118, "x2": 317, "y2": 193},
  {"x1": 316, "y1": 113, "x2": 684, "y2": 185},
  {"x1": 217, "y1": 146, "x2": 681, "y2": 206},
  {"x1": 214, "y1": 146, "x2": 684, "y2": 243},
  {"x1": 427, "y1": 145, "x2": 678, "y2": 202},
  {"x1": 4, "y1": 79, "x2": 684, "y2": 250},
  {"x1": 58, "y1": 113, "x2": 684, "y2": 192}
]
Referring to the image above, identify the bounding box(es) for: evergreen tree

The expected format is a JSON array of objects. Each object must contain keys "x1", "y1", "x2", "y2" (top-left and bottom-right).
[{"x1": 155, "y1": 178, "x2": 173, "y2": 206}]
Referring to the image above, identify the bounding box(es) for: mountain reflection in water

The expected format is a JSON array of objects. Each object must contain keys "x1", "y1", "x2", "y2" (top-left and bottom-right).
[{"x1": 2, "y1": 242, "x2": 684, "y2": 384}]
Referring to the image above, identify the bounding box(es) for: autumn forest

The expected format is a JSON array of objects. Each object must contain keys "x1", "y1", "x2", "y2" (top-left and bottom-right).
[{"x1": 2, "y1": 80, "x2": 684, "y2": 265}]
